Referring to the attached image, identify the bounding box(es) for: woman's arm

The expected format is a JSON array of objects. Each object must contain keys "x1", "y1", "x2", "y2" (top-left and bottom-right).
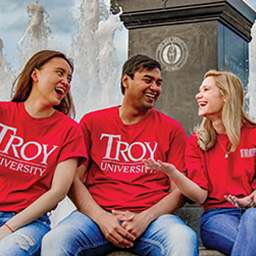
[
  {"x1": 224, "y1": 190, "x2": 256, "y2": 209},
  {"x1": 0, "y1": 158, "x2": 78, "y2": 240},
  {"x1": 143, "y1": 158, "x2": 208, "y2": 204}
]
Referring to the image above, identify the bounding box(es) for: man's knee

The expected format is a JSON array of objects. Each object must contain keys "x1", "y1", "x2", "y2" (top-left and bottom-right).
[
  {"x1": 145, "y1": 215, "x2": 198, "y2": 255},
  {"x1": 241, "y1": 208, "x2": 256, "y2": 227},
  {"x1": 157, "y1": 214, "x2": 197, "y2": 239},
  {"x1": 42, "y1": 230, "x2": 53, "y2": 246},
  {"x1": 167, "y1": 221, "x2": 198, "y2": 248},
  {"x1": 41, "y1": 226, "x2": 72, "y2": 255}
]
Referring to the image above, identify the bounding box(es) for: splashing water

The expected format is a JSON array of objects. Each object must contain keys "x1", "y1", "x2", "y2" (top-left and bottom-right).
[
  {"x1": 18, "y1": 1, "x2": 51, "y2": 70},
  {"x1": 0, "y1": 0, "x2": 125, "y2": 226},
  {"x1": 0, "y1": 1, "x2": 51, "y2": 101},
  {"x1": 0, "y1": 39, "x2": 15, "y2": 101},
  {"x1": 71, "y1": 0, "x2": 123, "y2": 120}
]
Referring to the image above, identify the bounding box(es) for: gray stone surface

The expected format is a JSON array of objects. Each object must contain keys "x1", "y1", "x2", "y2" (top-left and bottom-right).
[
  {"x1": 106, "y1": 247, "x2": 225, "y2": 256},
  {"x1": 114, "y1": 0, "x2": 255, "y2": 40},
  {"x1": 128, "y1": 20, "x2": 218, "y2": 135},
  {"x1": 175, "y1": 203, "x2": 203, "y2": 245}
]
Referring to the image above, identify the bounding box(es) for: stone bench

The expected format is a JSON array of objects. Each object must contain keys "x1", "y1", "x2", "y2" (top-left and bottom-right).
[{"x1": 106, "y1": 247, "x2": 225, "y2": 255}]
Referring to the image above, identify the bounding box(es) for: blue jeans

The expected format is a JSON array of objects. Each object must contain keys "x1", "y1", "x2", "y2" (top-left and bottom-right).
[
  {"x1": 200, "y1": 207, "x2": 256, "y2": 256},
  {"x1": 42, "y1": 210, "x2": 198, "y2": 256},
  {"x1": 0, "y1": 212, "x2": 51, "y2": 256}
]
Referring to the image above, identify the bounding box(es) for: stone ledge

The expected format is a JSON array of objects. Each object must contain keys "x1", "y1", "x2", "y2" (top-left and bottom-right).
[
  {"x1": 106, "y1": 247, "x2": 225, "y2": 256},
  {"x1": 199, "y1": 247, "x2": 225, "y2": 255}
]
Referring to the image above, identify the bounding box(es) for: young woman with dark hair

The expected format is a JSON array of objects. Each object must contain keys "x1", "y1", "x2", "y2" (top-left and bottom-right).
[{"x1": 0, "y1": 50, "x2": 86, "y2": 255}]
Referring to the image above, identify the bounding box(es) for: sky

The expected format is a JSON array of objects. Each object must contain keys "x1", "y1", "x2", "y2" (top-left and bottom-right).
[
  {"x1": 0, "y1": 0, "x2": 255, "y2": 70},
  {"x1": 243, "y1": 0, "x2": 256, "y2": 10}
]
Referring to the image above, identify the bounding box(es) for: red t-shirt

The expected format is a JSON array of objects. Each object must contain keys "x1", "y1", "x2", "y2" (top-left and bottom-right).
[
  {"x1": 185, "y1": 124, "x2": 256, "y2": 210},
  {"x1": 79, "y1": 106, "x2": 187, "y2": 212},
  {"x1": 0, "y1": 102, "x2": 87, "y2": 212}
]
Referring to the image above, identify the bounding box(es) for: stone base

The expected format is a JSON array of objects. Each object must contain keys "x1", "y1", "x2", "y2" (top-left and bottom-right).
[
  {"x1": 199, "y1": 248, "x2": 225, "y2": 255},
  {"x1": 106, "y1": 247, "x2": 225, "y2": 256}
]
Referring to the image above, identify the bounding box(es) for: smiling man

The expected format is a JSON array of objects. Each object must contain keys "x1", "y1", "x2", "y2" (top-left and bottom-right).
[{"x1": 42, "y1": 54, "x2": 198, "y2": 256}]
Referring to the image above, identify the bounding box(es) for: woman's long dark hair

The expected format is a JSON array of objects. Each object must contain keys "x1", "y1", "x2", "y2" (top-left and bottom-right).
[{"x1": 11, "y1": 50, "x2": 75, "y2": 118}]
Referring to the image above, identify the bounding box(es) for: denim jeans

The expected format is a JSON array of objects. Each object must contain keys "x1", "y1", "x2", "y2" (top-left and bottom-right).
[
  {"x1": 42, "y1": 210, "x2": 198, "y2": 256},
  {"x1": 0, "y1": 212, "x2": 51, "y2": 256},
  {"x1": 200, "y1": 207, "x2": 256, "y2": 256}
]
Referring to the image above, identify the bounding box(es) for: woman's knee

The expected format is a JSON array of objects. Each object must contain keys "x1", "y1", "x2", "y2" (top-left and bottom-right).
[
  {"x1": 200, "y1": 221, "x2": 235, "y2": 254},
  {"x1": 42, "y1": 220, "x2": 80, "y2": 247},
  {"x1": 0, "y1": 229, "x2": 44, "y2": 256},
  {"x1": 41, "y1": 224, "x2": 80, "y2": 256},
  {"x1": 241, "y1": 208, "x2": 256, "y2": 220}
]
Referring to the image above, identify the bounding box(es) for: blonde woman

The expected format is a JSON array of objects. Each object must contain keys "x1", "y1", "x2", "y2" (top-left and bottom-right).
[{"x1": 144, "y1": 70, "x2": 256, "y2": 256}]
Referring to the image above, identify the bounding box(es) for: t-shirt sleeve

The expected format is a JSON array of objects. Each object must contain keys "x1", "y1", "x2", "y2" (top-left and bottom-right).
[
  {"x1": 79, "y1": 114, "x2": 92, "y2": 168},
  {"x1": 185, "y1": 133, "x2": 208, "y2": 190},
  {"x1": 57, "y1": 123, "x2": 87, "y2": 166},
  {"x1": 251, "y1": 178, "x2": 256, "y2": 190},
  {"x1": 167, "y1": 122, "x2": 188, "y2": 173}
]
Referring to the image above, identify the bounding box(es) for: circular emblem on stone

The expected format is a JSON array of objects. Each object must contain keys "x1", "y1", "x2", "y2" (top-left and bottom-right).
[{"x1": 156, "y1": 37, "x2": 189, "y2": 72}]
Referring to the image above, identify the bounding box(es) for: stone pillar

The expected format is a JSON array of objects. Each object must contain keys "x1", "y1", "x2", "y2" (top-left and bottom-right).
[{"x1": 112, "y1": 0, "x2": 256, "y2": 135}]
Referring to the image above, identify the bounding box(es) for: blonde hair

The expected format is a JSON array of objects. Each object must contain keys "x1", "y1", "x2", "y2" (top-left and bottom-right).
[{"x1": 196, "y1": 70, "x2": 255, "y2": 152}]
